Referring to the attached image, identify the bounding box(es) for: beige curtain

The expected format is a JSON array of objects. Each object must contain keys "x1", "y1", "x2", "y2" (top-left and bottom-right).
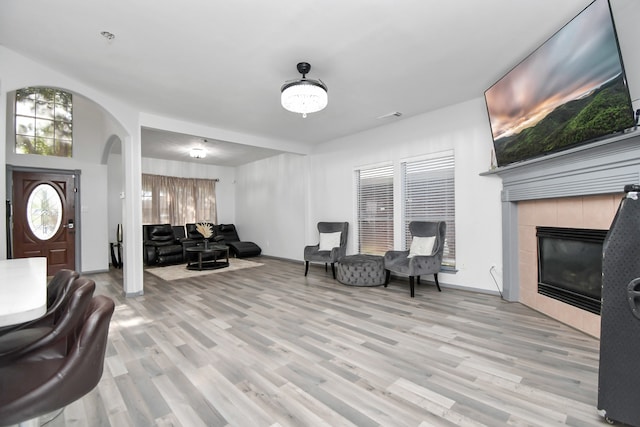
[{"x1": 142, "y1": 174, "x2": 217, "y2": 225}]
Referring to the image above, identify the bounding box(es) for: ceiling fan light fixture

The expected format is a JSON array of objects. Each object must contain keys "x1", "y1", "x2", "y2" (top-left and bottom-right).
[
  {"x1": 189, "y1": 148, "x2": 206, "y2": 159},
  {"x1": 281, "y1": 62, "x2": 328, "y2": 118}
]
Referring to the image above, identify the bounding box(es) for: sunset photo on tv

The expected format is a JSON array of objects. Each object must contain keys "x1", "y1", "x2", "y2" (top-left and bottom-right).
[{"x1": 484, "y1": 0, "x2": 635, "y2": 167}]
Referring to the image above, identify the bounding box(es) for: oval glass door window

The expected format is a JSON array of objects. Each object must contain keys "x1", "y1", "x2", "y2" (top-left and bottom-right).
[{"x1": 27, "y1": 183, "x2": 63, "y2": 240}]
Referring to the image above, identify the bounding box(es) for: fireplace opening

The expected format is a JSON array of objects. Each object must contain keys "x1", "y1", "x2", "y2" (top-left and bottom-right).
[{"x1": 537, "y1": 226, "x2": 607, "y2": 315}]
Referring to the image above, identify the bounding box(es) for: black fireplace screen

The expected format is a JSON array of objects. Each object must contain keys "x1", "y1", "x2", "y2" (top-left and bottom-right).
[{"x1": 537, "y1": 226, "x2": 607, "y2": 315}]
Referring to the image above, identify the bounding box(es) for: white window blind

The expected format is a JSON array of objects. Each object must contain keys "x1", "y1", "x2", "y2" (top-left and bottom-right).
[
  {"x1": 402, "y1": 153, "x2": 456, "y2": 267},
  {"x1": 356, "y1": 165, "x2": 394, "y2": 255}
]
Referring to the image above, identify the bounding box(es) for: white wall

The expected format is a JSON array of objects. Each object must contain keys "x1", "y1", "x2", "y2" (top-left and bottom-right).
[
  {"x1": 107, "y1": 151, "x2": 124, "y2": 245},
  {"x1": 234, "y1": 99, "x2": 504, "y2": 293},
  {"x1": 235, "y1": 153, "x2": 307, "y2": 260},
  {"x1": 612, "y1": 0, "x2": 640, "y2": 107}
]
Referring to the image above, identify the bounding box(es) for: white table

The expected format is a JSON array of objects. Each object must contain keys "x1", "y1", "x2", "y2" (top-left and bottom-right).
[{"x1": 0, "y1": 257, "x2": 47, "y2": 327}]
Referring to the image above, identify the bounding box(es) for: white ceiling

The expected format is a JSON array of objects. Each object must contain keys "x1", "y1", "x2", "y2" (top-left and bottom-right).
[{"x1": 0, "y1": 0, "x2": 593, "y2": 166}]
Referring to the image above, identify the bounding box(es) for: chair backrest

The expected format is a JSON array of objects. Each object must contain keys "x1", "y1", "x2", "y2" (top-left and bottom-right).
[
  {"x1": 0, "y1": 277, "x2": 96, "y2": 364},
  {"x1": 0, "y1": 295, "x2": 115, "y2": 425},
  {"x1": 215, "y1": 224, "x2": 241, "y2": 242},
  {"x1": 409, "y1": 221, "x2": 446, "y2": 256},
  {"x1": 186, "y1": 222, "x2": 215, "y2": 241},
  {"x1": 185, "y1": 223, "x2": 201, "y2": 240},
  {"x1": 143, "y1": 224, "x2": 177, "y2": 246},
  {"x1": 0, "y1": 270, "x2": 80, "y2": 337},
  {"x1": 46, "y1": 269, "x2": 79, "y2": 309},
  {"x1": 317, "y1": 222, "x2": 348, "y2": 258},
  {"x1": 172, "y1": 225, "x2": 186, "y2": 240},
  {"x1": 51, "y1": 277, "x2": 95, "y2": 325},
  {"x1": 143, "y1": 223, "x2": 166, "y2": 241},
  {"x1": 318, "y1": 222, "x2": 348, "y2": 245}
]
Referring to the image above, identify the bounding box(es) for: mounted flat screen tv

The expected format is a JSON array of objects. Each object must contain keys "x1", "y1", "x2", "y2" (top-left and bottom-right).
[{"x1": 485, "y1": 0, "x2": 635, "y2": 168}]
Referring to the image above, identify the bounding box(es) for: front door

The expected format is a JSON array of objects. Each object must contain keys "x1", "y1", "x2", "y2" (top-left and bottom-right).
[{"x1": 12, "y1": 171, "x2": 76, "y2": 275}]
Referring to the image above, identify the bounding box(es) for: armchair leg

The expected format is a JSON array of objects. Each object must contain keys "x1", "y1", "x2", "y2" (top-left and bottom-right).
[
  {"x1": 409, "y1": 276, "x2": 415, "y2": 298},
  {"x1": 434, "y1": 273, "x2": 442, "y2": 292},
  {"x1": 416, "y1": 276, "x2": 421, "y2": 285},
  {"x1": 384, "y1": 270, "x2": 390, "y2": 287},
  {"x1": 304, "y1": 261, "x2": 309, "y2": 276},
  {"x1": 331, "y1": 263, "x2": 336, "y2": 279},
  {"x1": 325, "y1": 263, "x2": 328, "y2": 272}
]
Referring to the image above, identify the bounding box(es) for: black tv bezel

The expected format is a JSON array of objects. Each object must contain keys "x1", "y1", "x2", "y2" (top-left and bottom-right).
[{"x1": 484, "y1": 0, "x2": 635, "y2": 168}]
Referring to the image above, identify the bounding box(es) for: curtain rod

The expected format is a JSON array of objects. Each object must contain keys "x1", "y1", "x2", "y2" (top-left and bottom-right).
[{"x1": 142, "y1": 173, "x2": 219, "y2": 182}]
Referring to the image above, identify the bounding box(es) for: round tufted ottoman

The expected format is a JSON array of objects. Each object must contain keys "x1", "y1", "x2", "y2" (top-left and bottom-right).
[{"x1": 336, "y1": 254, "x2": 386, "y2": 286}]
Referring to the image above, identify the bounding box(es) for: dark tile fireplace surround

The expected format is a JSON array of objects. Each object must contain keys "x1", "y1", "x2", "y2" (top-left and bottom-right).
[{"x1": 482, "y1": 130, "x2": 640, "y2": 336}]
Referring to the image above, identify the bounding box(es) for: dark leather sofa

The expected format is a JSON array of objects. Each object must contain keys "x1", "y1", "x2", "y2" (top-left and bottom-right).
[
  {"x1": 214, "y1": 224, "x2": 262, "y2": 258},
  {"x1": 143, "y1": 223, "x2": 261, "y2": 265},
  {"x1": 143, "y1": 224, "x2": 186, "y2": 266}
]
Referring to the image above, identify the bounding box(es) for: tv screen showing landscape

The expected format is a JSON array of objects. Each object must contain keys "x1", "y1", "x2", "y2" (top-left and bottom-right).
[{"x1": 485, "y1": 0, "x2": 635, "y2": 168}]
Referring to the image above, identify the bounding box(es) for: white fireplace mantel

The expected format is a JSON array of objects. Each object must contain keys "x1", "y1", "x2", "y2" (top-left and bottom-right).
[{"x1": 481, "y1": 129, "x2": 640, "y2": 301}]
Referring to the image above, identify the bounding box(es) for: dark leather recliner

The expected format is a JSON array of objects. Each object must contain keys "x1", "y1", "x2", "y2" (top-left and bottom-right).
[
  {"x1": 143, "y1": 224, "x2": 185, "y2": 266},
  {"x1": 214, "y1": 224, "x2": 261, "y2": 258},
  {"x1": 0, "y1": 294, "x2": 115, "y2": 426}
]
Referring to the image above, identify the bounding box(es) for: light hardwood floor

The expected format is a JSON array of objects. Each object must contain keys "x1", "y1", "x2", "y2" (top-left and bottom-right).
[{"x1": 46, "y1": 257, "x2": 610, "y2": 426}]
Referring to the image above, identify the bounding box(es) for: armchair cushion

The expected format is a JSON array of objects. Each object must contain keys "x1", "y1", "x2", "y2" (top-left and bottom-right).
[
  {"x1": 407, "y1": 236, "x2": 436, "y2": 258},
  {"x1": 384, "y1": 251, "x2": 442, "y2": 276},
  {"x1": 319, "y1": 232, "x2": 342, "y2": 251}
]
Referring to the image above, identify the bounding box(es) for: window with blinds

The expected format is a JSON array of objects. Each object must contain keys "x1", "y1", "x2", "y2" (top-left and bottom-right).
[
  {"x1": 356, "y1": 165, "x2": 394, "y2": 255},
  {"x1": 402, "y1": 152, "x2": 456, "y2": 267}
]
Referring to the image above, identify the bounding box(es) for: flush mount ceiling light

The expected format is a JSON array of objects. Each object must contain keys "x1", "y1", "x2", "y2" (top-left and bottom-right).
[
  {"x1": 281, "y1": 62, "x2": 328, "y2": 118},
  {"x1": 189, "y1": 148, "x2": 206, "y2": 159}
]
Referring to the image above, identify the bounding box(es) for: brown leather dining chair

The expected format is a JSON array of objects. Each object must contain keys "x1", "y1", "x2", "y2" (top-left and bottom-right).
[
  {"x1": 0, "y1": 269, "x2": 79, "y2": 337},
  {"x1": 0, "y1": 294, "x2": 115, "y2": 426},
  {"x1": 46, "y1": 269, "x2": 80, "y2": 309},
  {"x1": 0, "y1": 277, "x2": 95, "y2": 364}
]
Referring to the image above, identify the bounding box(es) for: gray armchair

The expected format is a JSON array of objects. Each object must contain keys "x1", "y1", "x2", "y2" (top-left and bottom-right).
[
  {"x1": 383, "y1": 221, "x2": 446, "y2": 297},
  {"x1": 304, "y1": 222, "x2": 348, "y2": 279}
]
